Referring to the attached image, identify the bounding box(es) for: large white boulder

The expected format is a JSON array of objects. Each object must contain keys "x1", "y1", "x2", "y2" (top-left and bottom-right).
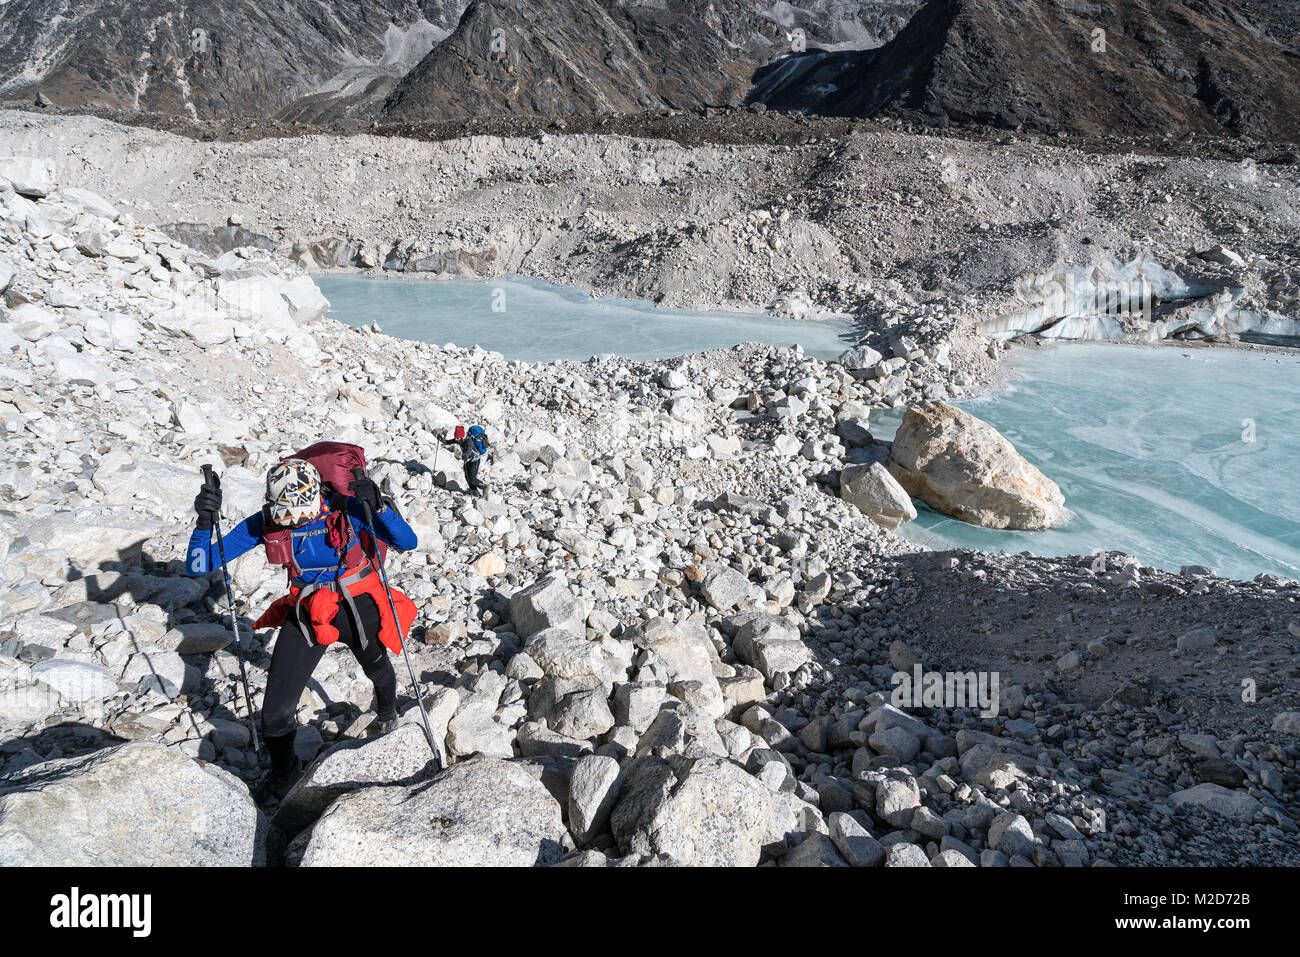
[
  {"x1": 216, "y1": 277, "x2": 296, "y2": 334},
  {"x1": 148, "y1": 299, "x2": 236, "y2": 347},
  {"x1": 94, "y1": 458, "x2": 198, "y2": 511},
  {"x1": 0, "y1": 742, "x2": 260, "y2": 865},
  {"x1": 887, "y1": 401, "x2": 1066, "y2": 530},
  {"x1": 300, "y1": 757, "x2": 568, "y2": 866},
  {"x1": 30, "y1": 659, "x2": 120, "y2": 703}
]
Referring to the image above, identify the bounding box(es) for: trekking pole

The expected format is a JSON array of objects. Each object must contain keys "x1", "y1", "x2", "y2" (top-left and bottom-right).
[
  {"x1": 201, "y1": 465, "x2": 260, "y2": 752},
  {"x1": 351, "y1": 469, "x2": 440, "y2": 764}
]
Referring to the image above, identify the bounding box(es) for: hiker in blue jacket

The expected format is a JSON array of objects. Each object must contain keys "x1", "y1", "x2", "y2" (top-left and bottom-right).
[
  {"x1": 440, "y1": 424, "x2": 490, "y2": 496},
  {"x1": 188, "y1": 456, "x2": 418, "y2": 801}
]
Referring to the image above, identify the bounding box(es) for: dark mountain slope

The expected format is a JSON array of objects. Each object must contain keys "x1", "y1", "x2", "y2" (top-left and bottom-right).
[
  {"x1": 0, "y1": 0, "x2": 466, "y2": 118},
  {"x1": 751, "y1": 0, "x2": 1300, "y2": 141},
  {"x1": 383, "y1": 0, "x2": 788, "y2": 120}
]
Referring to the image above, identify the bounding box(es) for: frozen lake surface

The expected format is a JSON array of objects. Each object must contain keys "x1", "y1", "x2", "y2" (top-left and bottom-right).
[
  {"x1": 874, "y1": 342, "x2": 1300, "y2": 581},
  {"x1": 316, "y1": 275, "x2": 855, "y2": 362}
]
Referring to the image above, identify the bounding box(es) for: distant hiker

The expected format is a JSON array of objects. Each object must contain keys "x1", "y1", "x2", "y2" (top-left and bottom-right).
[
  {"x1": 441, "y1": 424, "x2": 491, "y2": 496},
  {"x1": 187, "y1": 443, "x2": 418, "y2": 802}
]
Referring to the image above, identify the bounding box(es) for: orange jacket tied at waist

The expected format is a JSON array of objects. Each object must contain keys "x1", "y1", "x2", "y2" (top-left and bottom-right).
[{"x1": 254, "y1": 573, "x2": 417, "y2": 654}]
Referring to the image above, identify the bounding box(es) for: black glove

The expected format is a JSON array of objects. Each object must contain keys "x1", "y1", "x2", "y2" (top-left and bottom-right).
[
  {"x1": 194, "y1": 482, "x2": 222, "y2": 530},
  {"x1": 349, "y1": 476, "x2": 384, "y2": 515}
]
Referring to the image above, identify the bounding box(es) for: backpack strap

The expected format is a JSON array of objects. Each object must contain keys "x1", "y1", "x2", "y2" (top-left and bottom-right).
[{"x1": 260, "y1": 505, "x2": 301, "y2": 578}]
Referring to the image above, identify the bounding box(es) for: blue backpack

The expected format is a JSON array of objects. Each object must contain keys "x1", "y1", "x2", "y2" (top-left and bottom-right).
[{"x1": 467, "y1": 425, "x2": 488, "y2": 456}]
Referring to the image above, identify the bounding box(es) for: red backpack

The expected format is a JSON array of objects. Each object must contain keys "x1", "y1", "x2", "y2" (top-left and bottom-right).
[{"x1": 262, "y1": 441, "x2": 387, "y2": 576}]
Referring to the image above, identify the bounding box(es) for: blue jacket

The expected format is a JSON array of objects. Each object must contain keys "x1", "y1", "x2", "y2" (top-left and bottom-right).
[{"x1": 186, "y1": 497, "x2": 417, "y2": 586}]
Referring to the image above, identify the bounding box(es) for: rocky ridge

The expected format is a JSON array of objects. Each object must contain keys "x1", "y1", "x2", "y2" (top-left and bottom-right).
[
  {"x1": 3, "y1": 109, "x2": 1296, "y2": 384},
  {"x1": 2, "y1": 156, "x2": 1298, "y2": 867}
]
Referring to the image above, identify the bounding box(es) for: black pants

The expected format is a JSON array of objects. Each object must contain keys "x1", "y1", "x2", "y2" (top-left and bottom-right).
[
  {"x1": 262, "y1": 592, "x2": 397, "y2": 774},
  {"x1": 464, "y1": 457, "x2": 486, "y2": 493}
]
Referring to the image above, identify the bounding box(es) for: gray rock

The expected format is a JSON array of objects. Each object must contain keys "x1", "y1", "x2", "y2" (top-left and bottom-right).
[
  {"x1": 987, "y1": 811, "x2": 1036, "y2": 858},
  {"x1": 446, "y1": 705, "x2": 515, "y2": 759},
  {"x1": 0, "y1": 157, "x2": 52, "y2": 197},
  {"x1": 884, "y1": 842, "x2": 931, "y2": 867},
  {"x1": 62, "y1": 187, "x2": 120, "y2": 220},
  {"x1": 1044, "y1": 812, "x2": 1085, "y2": 841},
  {"x1": 781, "y1": 831, "x2": 849, "y2": 866},
  {"x1": 568, "y1": 754, "x2": 623, "y2": 845},
  {"x1": 626, "y1": 618, "x2": 725, "y2": 718},
  {"x1": 30, "y1": 659, "x2": 119, "y2": 703},
  {"x1": 1269, "y1": 712, "x2": 1300, "y2": 736},
  {"x1": 612, "y1": 681, "x2": 672, "y2": 733},
  {"x1": 874, "y1": 771, "x2": 921, "y2": 826},
  {"x1": 122, "y1": 647, "x2": 188, "y2": 697},
  {"x1": 525, "y1": 627, "x2": 607, "y2": 680},
  {"x1": 274, "y1": 725, "x2": 440, "y2": 836},
  {"x1": 158, "y1": 621, "x2": 233, "y2": 655},
  {"x1": 840, "y1": 462, "x2": 917, "y2": 530},
  {"x1": 301, "y1": 757, "x2": 568, "y2": 866},
  {"x1": 835, "y1": 399, "x2": 874, "y2": 446},
  {"x1": 611, "y1": 755, "x2": 773, "y2": 866},
  {"x1": 516, "y1": 722, "x2": 593, "y2": 760},
  {"x1": 207, "y1": 717, "x2": 251, "y2": 751},
  {"x1": 733, "y1": 614, "x2": 811, "y2": 680},
  {"x1": 510, "y1": 573, "x2": 584, "y2": 638},
  {"x1": 1168, "y1": 783, "x2": 1263, "y2": 822},
  {"x1": 0, "y1": 742, "x2": 259, "y2": 865},
  {"x1": 549, "y1": 688, "x2": 615, "y2": 740},
  {"x1": 0, "y1": 681, "x2": 61, "y2": 727},
  {"x1": 910, "y1": 805, "x2": 949, "y2": 839},
  {"x1": 1176, "y1": 627, "x2": 1216, "y2": 653},
  {"x1": 635, "y1": 707, "x2": 687, "y2": 756},
  {"x1": 869, "y1": 724, "x2": 921, "y2": 763},
  {"x1": 838, "y1": 345, "x2": 883, "y2": 371},
  {"x1": 700, "y1": 565, "x2": 753, "y2": 612},
  {"x1": 932, "y1": 848, "x2": 977, "y2": 866},
  {"x1": 828, "y1": 811, "x2": 885, "y2": 867}
]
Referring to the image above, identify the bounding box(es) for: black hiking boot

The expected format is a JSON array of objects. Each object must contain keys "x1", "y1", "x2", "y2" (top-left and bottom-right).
[
  {"x1": 252, "y1": 758, "x2": 302, "y2": 806},
  {"x1": 368, "y1": 716, "x2": 399, "y2": 737}
]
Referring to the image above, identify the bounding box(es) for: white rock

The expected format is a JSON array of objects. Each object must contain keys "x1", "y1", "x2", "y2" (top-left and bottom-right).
[
  {"x1": 172, "y1": 400, "x2": 210, "y2": 439},
  {"x1": 61, "y1": 187, "x2": 120, "y2": 221},
  {"x1": 0, "y1": 157, "x2": 52, "y2": 197},
  {"x1": 30, "y1": 659, "x2": 120, "y2": 703},
  {"x1": 568, "y1": 754, "x2": 624, "y2": 845},
  {"x1": 301, "y1": 756, "x2": 567, "y2": 866},
  {"x1": 840, "y1": 461, "x2": 917, "y2": 530},
  {"x1": 0, "y1": 742, "x2": 259, "y2": 865}
]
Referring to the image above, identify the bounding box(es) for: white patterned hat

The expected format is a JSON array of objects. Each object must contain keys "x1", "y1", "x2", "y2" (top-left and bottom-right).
[{"x1": 266, "y1": 459, "x2": 322, "y2": 525}]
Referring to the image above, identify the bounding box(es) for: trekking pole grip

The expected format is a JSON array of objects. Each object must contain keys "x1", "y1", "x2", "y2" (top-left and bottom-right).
[{"x1": 201, "y1": 463, "x2": 215, "y2": 488}]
